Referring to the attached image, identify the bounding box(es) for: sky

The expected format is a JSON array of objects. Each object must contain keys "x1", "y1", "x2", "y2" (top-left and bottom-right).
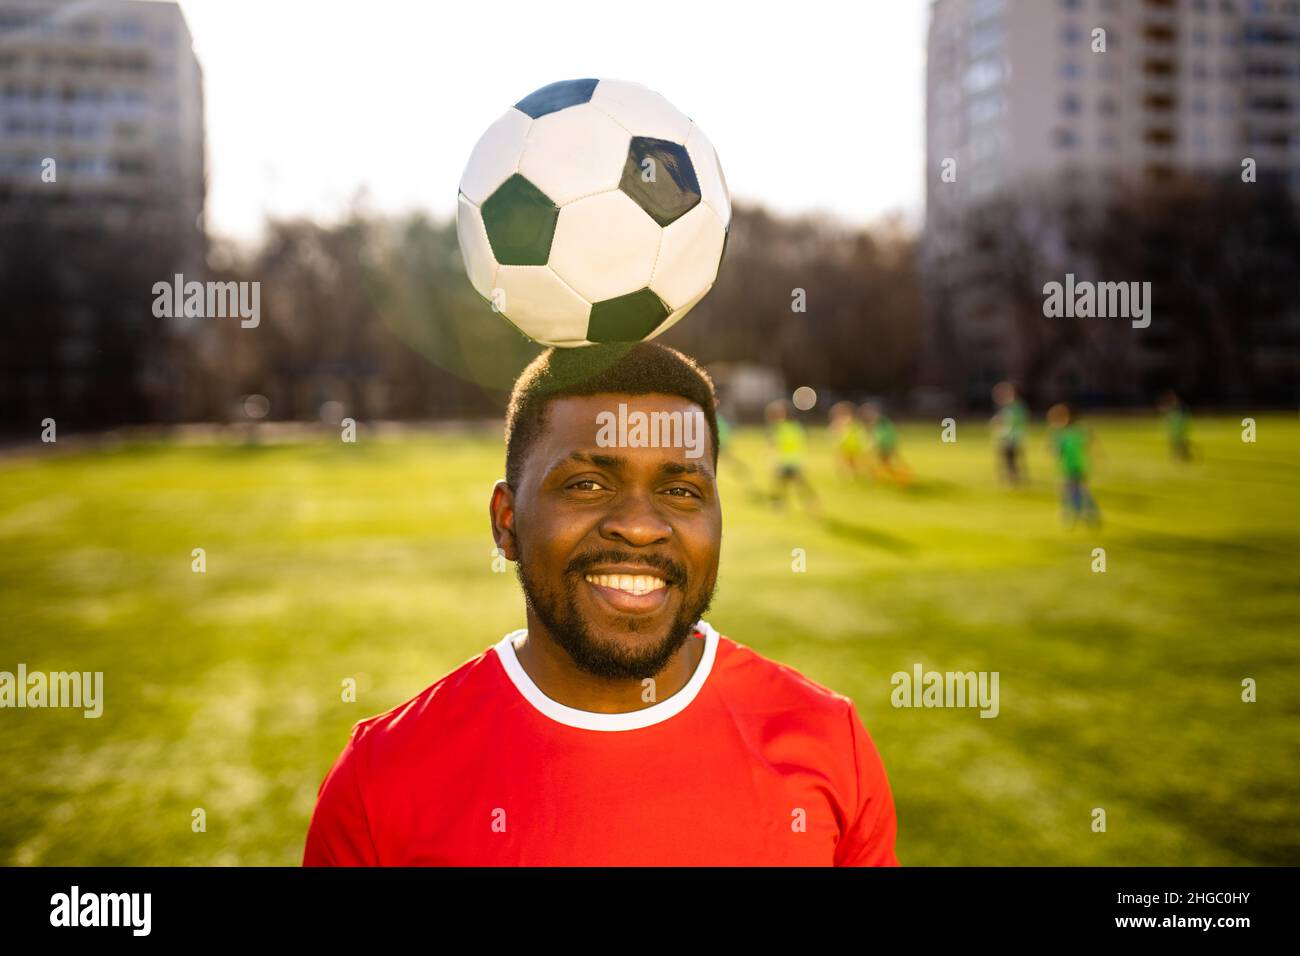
[{"x1": 168, "y1": 0, "x2": 930, "y2": 244}]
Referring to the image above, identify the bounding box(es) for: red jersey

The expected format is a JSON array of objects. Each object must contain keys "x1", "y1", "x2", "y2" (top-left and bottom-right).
[{"x1": 303, "y1": 621, "x2": 899, "y2": 866}]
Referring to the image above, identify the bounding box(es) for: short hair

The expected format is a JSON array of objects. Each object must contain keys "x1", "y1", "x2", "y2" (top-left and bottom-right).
[{"x1": 504, "y1": 342, "x2": 719, "y2": 489}]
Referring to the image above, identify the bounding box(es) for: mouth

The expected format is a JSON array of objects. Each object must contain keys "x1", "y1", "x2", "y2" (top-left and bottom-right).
[{"x1": 580, "y1": 567, "x2": 673, "y2": 614}]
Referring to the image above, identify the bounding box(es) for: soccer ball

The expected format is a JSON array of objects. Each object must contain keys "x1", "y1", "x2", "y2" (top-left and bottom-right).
[{"x1": 457, "y1": 78, "x2": 731, "y2": 347}]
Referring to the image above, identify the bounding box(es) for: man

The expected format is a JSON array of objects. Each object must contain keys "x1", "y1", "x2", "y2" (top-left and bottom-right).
[{"x1": 303, "y1": 343, "x2": 898, "y2": 866}]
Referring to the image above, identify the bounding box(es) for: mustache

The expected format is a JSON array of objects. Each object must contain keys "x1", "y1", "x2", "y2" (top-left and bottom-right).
[{"x1": 564, "y1": 549, "x2": 686, "y2": 587}]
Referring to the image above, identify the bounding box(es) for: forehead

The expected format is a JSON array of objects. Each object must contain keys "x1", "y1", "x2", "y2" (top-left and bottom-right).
[{"x1": 531, "y1": 392, "x2": 713, "y2": 467}]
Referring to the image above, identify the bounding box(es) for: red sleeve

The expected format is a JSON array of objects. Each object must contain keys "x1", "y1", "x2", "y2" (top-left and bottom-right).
[
  {"x1": 834, "y1": 701, "x2": 900, "y2": 866},
  {"x1": 303, "y1": 725, "x2": 381, "y2": 866}
]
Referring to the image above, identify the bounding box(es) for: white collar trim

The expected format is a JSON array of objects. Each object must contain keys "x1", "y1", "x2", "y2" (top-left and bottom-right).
[{"x1": 493, "y1": 620, "x2": 720, "y2": 732}]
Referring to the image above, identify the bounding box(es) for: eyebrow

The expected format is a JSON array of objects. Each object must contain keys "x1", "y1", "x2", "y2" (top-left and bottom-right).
[{"x1": 549, "y1": 451, "x2": 714, "y2": 481}]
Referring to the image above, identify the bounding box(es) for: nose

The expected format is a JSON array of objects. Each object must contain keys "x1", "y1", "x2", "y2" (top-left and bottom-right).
[{"x1": 598, "y1": 489, "x2": 672, "y2": 548}]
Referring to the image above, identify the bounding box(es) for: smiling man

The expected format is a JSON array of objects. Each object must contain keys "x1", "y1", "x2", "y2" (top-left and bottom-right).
[{"x1": 303, "y1": 342, "x2": 898, "y2": 866}]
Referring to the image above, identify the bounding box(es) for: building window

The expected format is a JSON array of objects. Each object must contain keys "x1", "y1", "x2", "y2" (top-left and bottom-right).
[
  {"x1": 964, "y1": 57, "x2": 1004, "y2": 93},
  {"x1": 1144, "y1": 91, "x2": 1177, "y2": 110},
  {"x1": 969, "y1": 93, "x2": 1005, "y2": 124},
  {"x1": 1248, "y1": 93, "x2": 1292, "y2": 111},
  {"x1": 1054, "y1": 127, "x2": 1079, "y2": 148},
  {"x1": 112, "y1": 20, "x2": 145, "y2": 41},
  {"x1": 970, "y1": 21, "x2": 1004, "y2": 57},
  {"x1": 1244, "y1": 23, "x2": 1298, "y2": 43}
]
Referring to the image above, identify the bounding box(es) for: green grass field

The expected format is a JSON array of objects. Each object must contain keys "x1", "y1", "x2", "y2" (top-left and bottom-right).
[{"x1": 1, "y1": 414, "x2": 1297, "y2": 865}]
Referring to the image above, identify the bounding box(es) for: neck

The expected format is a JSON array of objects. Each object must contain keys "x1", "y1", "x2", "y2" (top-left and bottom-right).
[{"x1": 512, "y1": 620, "x2": 704, "y2": 714}]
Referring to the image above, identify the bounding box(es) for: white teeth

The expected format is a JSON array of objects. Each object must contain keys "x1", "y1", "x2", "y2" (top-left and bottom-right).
[{"x1": 584, "y1": 573, "x2": 666, "y2": 596}]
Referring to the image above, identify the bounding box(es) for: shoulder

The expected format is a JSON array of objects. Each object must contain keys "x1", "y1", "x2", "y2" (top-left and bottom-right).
[
  {"x1": 710, "y1": 630, "x2": 857, "y2": 724},
  {"x1": 345, "y1": 645, "x2": 505, "y2": 763},
  {"x1": 706, "y1": 629, "x2": 887, "y2": 794}
]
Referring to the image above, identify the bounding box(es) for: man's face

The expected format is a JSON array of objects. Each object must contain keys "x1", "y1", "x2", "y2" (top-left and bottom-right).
[{"x1": 493, "y1": 392, "x2": 721, "y2": 681}]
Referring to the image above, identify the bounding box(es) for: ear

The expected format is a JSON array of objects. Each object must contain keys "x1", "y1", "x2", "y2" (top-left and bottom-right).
[{"x1": 489, "y1": 480, "x2": 519, "y2": 561}]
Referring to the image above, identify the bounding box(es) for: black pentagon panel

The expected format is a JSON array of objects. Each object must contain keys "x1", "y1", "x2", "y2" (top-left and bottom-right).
[
  {"x1": 481, "y1": 174, "x2": 558, "y2": 266},
  {"x1": 514, "y1": 78, "x2": 599, "y2": 119},
  {"x1": 619, "y1": 137, "x2": 701, "y2": 227},
  {"x1": 587, "y1": 288, "x2": 669, "y2": 342}
]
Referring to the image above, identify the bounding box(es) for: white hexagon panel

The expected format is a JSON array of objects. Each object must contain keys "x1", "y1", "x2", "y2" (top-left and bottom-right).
[
  {"x1": 516, "y1": 104, "x2": 630, "y2": 207},
  {"x1": 549, "y1": 191, "x2": 662, "y2": 304},
  {"x1": 649, "y1": 202, "x2": 727, "y2": 311},
  {"x1": 494, "y1": 265, "x2": 592, "y2": 348},
  {"x1": 455, "y1": 193, "x2": 497, "y2": 299}
]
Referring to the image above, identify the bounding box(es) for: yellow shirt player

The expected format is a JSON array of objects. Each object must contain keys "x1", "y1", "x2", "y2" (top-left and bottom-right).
[
  {"x1": 830, "y1": 401, "x2": 868, "y2": 478},
  {"x1": 765, "y1": 400, "x2": 819, "y2": 513}
]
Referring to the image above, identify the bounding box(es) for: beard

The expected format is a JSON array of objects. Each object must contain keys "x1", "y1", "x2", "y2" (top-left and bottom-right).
[{"x1": 515, "y1": 547, "x2": 716, "y2": 682}]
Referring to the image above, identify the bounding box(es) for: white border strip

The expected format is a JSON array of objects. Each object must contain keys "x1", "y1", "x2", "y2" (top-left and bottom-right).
[{"x1": 493, "y1": 620, "x2": 720, "y2": 732}]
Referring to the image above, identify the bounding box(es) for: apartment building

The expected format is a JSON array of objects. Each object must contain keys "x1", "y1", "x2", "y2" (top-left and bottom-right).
[
  {"x1": 923, "y1": 0, "x2": 1300, "y2": 405},
  {"x1": 0, "y1": 0, "x2": 203, "y2": 242},
  {"x1": 0, "y1": 0, "x2": 205, "y2": 425}
]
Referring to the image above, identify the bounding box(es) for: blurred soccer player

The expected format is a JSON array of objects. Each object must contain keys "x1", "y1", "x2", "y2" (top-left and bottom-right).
[
  {"x1": 1157, "y1": 390, "x2": 1193, "y2": 462},
  {"x1": 829, "y1": 400, "x2": 869, "y2": 478},
  {"x1": 304, "y1": 343, "x2": 896, "y2": 866},
  {"x1": 861, "y1": 401, "x2": 912, "y2": 485},
  {"x1": 991, "y1": 381, "x2": 1029, "y2": 485},
  {"x1": 764, "y1": 398, "x2": 820, "y2": 514},
  {"x1": 1046, "y1": 403, "x2": 1101, "y2": 528},
  {"x1": 714, "y1": 401, "x2": 753, "y2": 487}
]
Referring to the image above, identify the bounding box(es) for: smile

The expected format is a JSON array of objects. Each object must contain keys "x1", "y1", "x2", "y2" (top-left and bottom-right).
[{"x1": 583, "y1": 573, "x2": 666, "y2": 596}]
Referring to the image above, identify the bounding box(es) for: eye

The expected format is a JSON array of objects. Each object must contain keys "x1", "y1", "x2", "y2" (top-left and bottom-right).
[
  {"x1": 568, "y1": 478, "x2": 608, "y2": 492},
  {"x1": 663, "y1": 486, "x2": 700, "y2": 498}
]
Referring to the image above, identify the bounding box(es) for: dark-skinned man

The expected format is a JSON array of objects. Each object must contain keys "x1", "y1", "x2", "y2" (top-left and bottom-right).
[{"x1": 304, "y1": 343, "x2": 898, "y2": 866}]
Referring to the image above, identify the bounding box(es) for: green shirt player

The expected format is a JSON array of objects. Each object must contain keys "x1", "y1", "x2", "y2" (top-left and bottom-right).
[
  {"x1": 715, "y1": 408, "x2": 753, "y2": 484},
  {"x1": 991, "y1": 381, "x2": 1029, "y2": 484},
  {"x1": 874, "y1": 415, "x2": 898, "y2": 458},
  {"x1": 861, "y1": 401, "x2": 912, "y2": 484},
  {"x1": 1158, "y1": 390, "x2": 1192, "y2": 461},
  {"x1": 718, "y1": 414, "x2": 731, "y2": 447},
  {"x1": 1046, "y1": 403, "x2": 1100, "y2": 527}
]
